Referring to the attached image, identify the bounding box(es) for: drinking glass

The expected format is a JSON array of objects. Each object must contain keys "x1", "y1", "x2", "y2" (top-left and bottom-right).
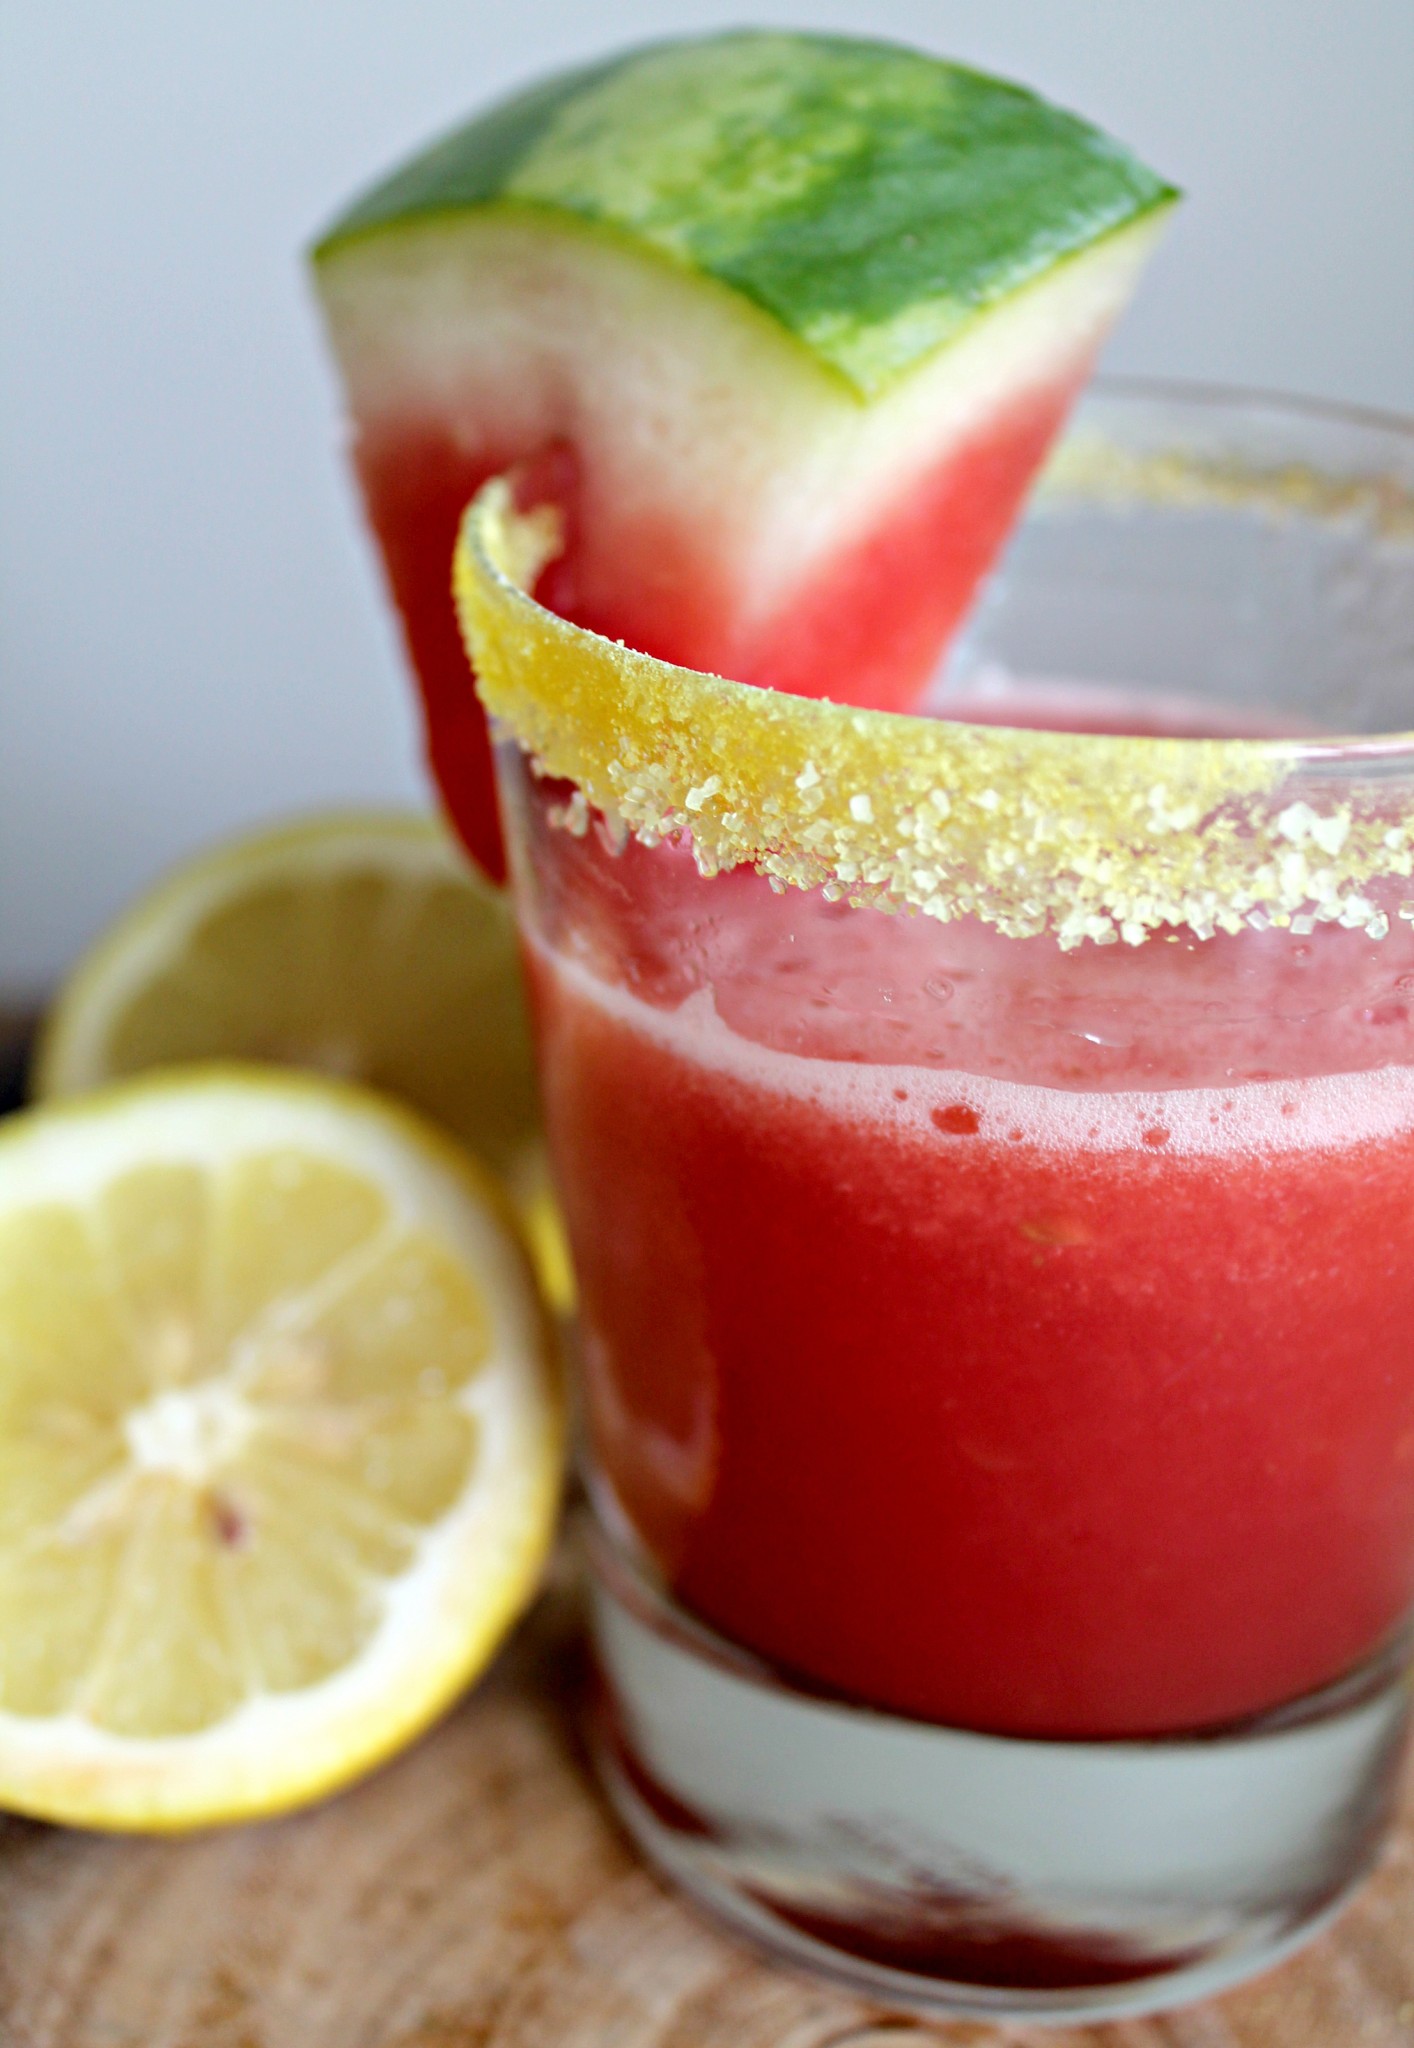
[{"x1": 455, "y1": 384, "x2": 1414, "y2": 2023}]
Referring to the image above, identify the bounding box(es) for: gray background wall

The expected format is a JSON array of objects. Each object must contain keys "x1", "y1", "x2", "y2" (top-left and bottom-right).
[{"x1": 4, "y1": 0, "x2": 1412, "y2": 992}]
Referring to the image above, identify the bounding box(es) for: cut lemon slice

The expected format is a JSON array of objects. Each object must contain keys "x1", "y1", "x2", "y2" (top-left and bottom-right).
[
  {"x1": 0, "y1": 1066, "x2": 562, "y2": 1830},
  {"x1": 34, "y1": 811, "x2": 537, "y2": 1174},
  {"x1": 33, "y1": 809, "x2": 572, "y2": 1304}
]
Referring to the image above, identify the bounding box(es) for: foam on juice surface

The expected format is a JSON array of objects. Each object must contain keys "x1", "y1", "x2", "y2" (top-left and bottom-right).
[{"x1": 532, "y1": 935, "x2": 1414, "y2": 1160}]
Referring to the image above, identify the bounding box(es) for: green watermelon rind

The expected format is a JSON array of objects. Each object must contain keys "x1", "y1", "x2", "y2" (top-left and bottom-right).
[{"x1": 311, "y1": 31, "x2": 1177, "y2": 397}]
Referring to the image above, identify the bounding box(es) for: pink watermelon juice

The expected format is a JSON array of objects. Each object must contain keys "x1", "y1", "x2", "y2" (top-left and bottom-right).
[{"x1": 508, "y1": 748, "x2": 1414, "y2": 1743}]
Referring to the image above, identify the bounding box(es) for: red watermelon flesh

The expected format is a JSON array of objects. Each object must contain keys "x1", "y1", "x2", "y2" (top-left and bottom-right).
[
  {"x1": 312, "y1": 35, "x2": 1175, "y2": 874},
  {"x1": 352, "y1": 362, "x2": 1092, "y2": 875}
]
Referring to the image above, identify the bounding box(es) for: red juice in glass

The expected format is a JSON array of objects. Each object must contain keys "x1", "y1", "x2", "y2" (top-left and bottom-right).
[
  {"x1": 457, "y1": 389, "x2": 1414, "y2": 2019},
  {"x1": 527, "y1": 856, "x2": 1414, "y2": 1741}
]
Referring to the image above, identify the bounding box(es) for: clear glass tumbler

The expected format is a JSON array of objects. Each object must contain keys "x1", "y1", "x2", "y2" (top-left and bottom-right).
[{"x1": 454, "y1": 384, "x2": 1414, "y2": 2024}]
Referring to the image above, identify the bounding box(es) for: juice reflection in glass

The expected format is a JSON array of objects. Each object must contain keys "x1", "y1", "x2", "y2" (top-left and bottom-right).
[{"x1": 455, "y1": 387, "x2": 1414, "y2": 2022}]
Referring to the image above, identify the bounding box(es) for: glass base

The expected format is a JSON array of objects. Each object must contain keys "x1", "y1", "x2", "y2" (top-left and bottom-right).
[{"x1": 587, "y1": 1522, "x2": 1413, "y2": 2025}]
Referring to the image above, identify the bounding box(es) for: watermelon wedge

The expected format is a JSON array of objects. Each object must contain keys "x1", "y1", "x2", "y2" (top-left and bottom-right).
[{"x1": 312, "y1": 31, "x2": 1176, "y2": 875}]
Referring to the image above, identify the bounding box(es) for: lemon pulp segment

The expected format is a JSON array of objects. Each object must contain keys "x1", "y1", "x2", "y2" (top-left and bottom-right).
[{"x1": 0, "y1": 1069, "x2": 562, "y2": 1829}]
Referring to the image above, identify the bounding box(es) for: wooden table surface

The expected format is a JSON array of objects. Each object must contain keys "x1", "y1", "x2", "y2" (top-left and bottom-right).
[{"x1": 2, "y1": 1564, "x2": 1410, "y2": 2048}]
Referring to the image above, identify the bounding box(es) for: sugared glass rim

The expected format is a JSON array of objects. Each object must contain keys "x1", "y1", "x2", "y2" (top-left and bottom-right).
[
  {"x1": 1042, "y1": 383, "x2": 1414, "y2": 709},
  {"x1": 1082, "y1": 372, "x2": 1414, "y2": 455},
  {"x1": 454, "y1": 384, "x2": 1414, "y2": 948}
]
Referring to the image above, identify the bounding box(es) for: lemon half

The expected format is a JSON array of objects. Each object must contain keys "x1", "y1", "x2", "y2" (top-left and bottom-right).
[
  {"x1": 0, "y1": 1066, "x2": 562, "y2": 1830},
  {"x1": 32, "y1": 810, "x2": 573, "y2": 1307},
  {"x1": 34, "y1": 811, "x2": 537, "y2": 1168}
]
